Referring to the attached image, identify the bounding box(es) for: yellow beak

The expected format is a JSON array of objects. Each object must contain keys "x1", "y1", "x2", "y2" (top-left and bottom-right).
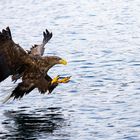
[{"x1": 59, "y1": 59, "x2": 67, "y2": 65}]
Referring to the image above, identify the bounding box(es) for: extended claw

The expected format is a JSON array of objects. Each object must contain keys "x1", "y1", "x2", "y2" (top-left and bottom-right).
[
  {"x1": 57, "y1": 76, "x2": 71, "y2": 83},
  {"x1": 51, "y1": 75, "x2": 60, "y2": 85}
]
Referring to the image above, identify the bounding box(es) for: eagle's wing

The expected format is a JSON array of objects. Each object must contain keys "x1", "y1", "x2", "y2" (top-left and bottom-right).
[
  {"x1": 2, "y1": 80, "x2": 36, "y2": 103},
  {"x1": 3, "y1": 73, "x2": 70, "y2": 102},
  {"x1": 0, "y1": 27, "x2": 28, "y2": 82},
  {"x1": 0, "y1": 27, "x2": 12, "y2": 82},
  {"x1": 28, "y1": 29, "x2": 52, "y2": 56},
  {"x1": 7, "y1": 74, "x2": 51, "y2": 100}
]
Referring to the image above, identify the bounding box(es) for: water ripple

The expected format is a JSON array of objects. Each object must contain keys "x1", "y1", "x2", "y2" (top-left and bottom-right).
[{"x1": 0, "y1": 0, "x2": 140, "y2": 139}]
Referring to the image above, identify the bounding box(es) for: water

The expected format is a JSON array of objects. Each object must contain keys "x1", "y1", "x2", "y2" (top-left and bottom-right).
[{"x1": 0, "y1": 0, "x2": 140, "y2": 139}]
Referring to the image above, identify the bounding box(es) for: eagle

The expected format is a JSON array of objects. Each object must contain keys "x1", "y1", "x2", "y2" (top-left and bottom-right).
[{"x1": 0, "y1": 27, "x2": 70, "y2": 101}]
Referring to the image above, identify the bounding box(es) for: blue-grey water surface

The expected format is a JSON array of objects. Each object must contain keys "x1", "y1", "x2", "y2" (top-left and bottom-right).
[{"x1": 0, "y1": 0, "x2": 140, "y2": 139}]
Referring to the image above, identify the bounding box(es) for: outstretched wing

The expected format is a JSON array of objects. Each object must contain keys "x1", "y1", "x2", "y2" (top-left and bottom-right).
[
  {"x1": 0, "y1": 27, "x2": 12, "y2": 81},
  {"x1": 4, "y1": 73, "x2": 70, "y2": 101},
  {"x1": 0, "y1": 27, "x2": 30, "y2": 82},
  {"x1": 7, "y1": 73, "x2": 52, "y2": 100},
  {"x1": 28, "y1": 29, "x2": 52, "y2": 56}
]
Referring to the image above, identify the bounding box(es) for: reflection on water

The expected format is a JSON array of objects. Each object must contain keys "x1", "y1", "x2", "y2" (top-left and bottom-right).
[{"x1": 1, "y1": 107, "x2": 69, "y2": 140}]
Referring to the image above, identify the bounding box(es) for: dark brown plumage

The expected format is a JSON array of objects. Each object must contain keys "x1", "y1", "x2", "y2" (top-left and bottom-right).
[
  {"x1": 12, "y1": 28, "x2": 53, "y2": 82},
  {"x1": 0, "y1": 27, "x2": 70, "y2": 101}
]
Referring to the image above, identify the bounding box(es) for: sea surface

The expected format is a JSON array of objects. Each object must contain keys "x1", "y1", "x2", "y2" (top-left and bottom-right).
[{"x1": 0, "y1": 0, "x2": 140, "y2": 139}]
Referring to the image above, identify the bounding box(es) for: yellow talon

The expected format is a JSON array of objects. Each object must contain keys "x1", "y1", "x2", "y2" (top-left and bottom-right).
[
  {"x1": 57, "y1": 76, "x2": 71, "y2": 83},
  {"x1": 51, "y1": 75, "x2": 60, "y2": 84}
]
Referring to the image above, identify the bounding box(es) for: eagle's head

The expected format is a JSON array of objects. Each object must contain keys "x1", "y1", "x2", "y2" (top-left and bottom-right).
[
  {"x1": 41, "y1": 56, "x2": 67, "y2": 73},
  {"x1": 45, "y1": 56, "x2": 67, "y2": 66}
]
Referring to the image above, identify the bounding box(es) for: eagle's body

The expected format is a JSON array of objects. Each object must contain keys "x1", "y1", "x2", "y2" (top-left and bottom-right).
[{"x1": 0, "y1": 27, "x2": 70, "y2": 101}]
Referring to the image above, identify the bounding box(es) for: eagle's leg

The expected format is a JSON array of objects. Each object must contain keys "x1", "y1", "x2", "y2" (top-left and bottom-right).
[
  {"x1": 51, "y1": 76, "x2": 71, "y2": 85},
  {"x1": 57, "y1": 76, "x2": 71, "y2": 83},
  {"x1": 51, "y1": 75, "x2": 60, "y2": 85}
]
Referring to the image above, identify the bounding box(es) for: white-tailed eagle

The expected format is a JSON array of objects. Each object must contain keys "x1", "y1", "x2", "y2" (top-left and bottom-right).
[{"x1": 0, "y1": 27, "x2": 70, "y2": 101}]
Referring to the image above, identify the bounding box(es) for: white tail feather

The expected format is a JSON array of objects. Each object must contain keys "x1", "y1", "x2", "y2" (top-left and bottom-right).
[{"x1": 2, "y1": 94, "x2": 12, "y2": 104}]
